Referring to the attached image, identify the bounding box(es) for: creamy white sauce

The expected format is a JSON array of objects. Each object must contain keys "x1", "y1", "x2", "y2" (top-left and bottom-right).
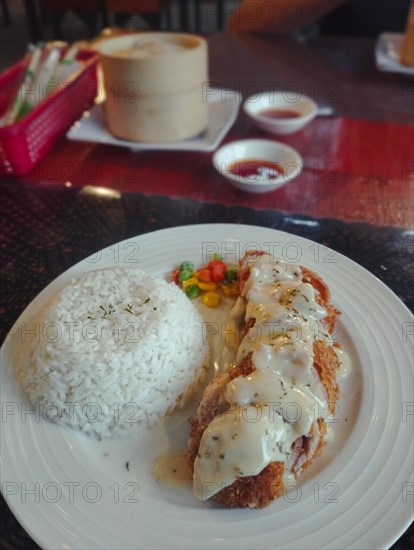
[
  {"x1": 230, "y1": 296, "x2": 247, "y2": 324},
  {"x1": 247, "y1": 256, "x2": 302, "y2": 285},
  {"x1": 226, "y1": 370, "x2": 329, "y2": 435},
  {"x1": 194, "y1": 296, "x2": 237, "y2": 374},
  {"x1": 325, "y1": 425, "x2": 335, "y2": 444},
  {"x1": 335, "y1": 348, "x2": 352, "y2": 380},
  {"x1": 283, "y1": 470, "x2": 296, "y2": 486},
  {"x1": 193, "y1": 253, "x2": 343, "y2": 501},
  {"x1": 193, "y1": 404, "x2": 288, "y2": 500}
]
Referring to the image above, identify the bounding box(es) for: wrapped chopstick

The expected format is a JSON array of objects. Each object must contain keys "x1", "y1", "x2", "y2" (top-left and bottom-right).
[
  {"x1": 1, "y1": 44, "x2": 42, "y2": 125},
  {"x1": 0, "y1": 42, "x2": 83, "y2": 126}
]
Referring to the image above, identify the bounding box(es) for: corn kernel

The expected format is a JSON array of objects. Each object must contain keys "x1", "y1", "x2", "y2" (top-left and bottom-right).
[
  {"x1": 198, "y1": 281, "x2": 217, "y2": 292},
  {"x1": 202, "y1": 292, "x2": 222, "y2": 308}
]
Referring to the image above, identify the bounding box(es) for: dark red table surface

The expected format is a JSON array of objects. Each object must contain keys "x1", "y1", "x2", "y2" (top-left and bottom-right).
[{"x1": 7, "y1": 32, "x2": 414, "y2": 229}]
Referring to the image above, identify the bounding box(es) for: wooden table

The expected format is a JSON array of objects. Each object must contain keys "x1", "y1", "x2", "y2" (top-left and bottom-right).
[{"x1": 10, "y1": 32, "x2": 414, "y2": 229}]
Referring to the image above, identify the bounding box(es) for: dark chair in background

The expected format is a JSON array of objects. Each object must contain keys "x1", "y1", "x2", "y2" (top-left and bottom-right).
[
  {"x1": 106, "y1": 0, "x2": 169, "y2": 30},
  {"x1": 0, "y1": 0, "x2": 11, "y2": 26},
  {"x1": 106, "y1": 1, "x2": 226, "y2": 33},
  {"x1": 38, "y1": 0, "x2": 108, "y2": 38},
  {"x1": 32, "y1": 0, "x2": 171, "y2": 40},
  {"x1": 318, "y1": 0, "x2": 411, "y2": 37},
  {"x1": 182, "y1": 0, "x2": 225, "y2": 32},
  {"x1": 200, "y1": 0, "x2": 225, "y2": 31},
  {"x1": 23, "y1": 0, "x2": 227, "y2": 43}
]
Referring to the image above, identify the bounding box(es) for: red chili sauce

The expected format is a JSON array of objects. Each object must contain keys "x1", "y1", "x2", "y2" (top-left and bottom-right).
[
  {"x1": 258, "y1": 108, "x2": 301, "y2": 119},
  {"x1": 228, "y1": 159, "x2": 284, "y2": 182}
]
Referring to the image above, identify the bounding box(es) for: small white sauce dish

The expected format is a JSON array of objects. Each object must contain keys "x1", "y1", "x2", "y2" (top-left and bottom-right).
[
  {"x1": 244, "y1": 91, "x2": 318, "y2": 135},
  {"x1": 213, "y1": 139, "x2": 303, "y2": 194}
]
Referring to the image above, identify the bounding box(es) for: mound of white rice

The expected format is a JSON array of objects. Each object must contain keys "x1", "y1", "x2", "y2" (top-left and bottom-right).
[{"x1": 21, "y1": 267, "x2": 208, "y2": 438}]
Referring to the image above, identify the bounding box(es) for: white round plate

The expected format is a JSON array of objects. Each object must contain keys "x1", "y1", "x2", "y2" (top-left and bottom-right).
[{"x1": 1, "y1": 224, "x2": 413, "y2": 549}]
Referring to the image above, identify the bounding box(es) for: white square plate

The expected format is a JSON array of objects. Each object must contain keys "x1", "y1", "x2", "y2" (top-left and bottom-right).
[
  {"x1": 66, "y1": 88, "x2": 242, "y2": 152},
  {"x1": 375, "y1": 32, "x2": 414, "y2": 76}
]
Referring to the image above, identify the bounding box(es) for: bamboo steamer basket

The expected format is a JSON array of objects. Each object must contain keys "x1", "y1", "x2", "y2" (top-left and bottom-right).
[{"x1": 97, "y1": 33, "x2": 208, "y2": 142}]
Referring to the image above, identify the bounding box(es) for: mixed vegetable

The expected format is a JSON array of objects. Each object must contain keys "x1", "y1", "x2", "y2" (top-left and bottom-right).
[{"x1": 172, "y1": 254, "x2": 239, "y2": 307}]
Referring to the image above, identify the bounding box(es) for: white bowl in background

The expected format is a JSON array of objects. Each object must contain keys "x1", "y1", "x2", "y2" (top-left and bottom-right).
[
  {"x1": 213, "y1": 139, "x2": 303, "y2": 194},
  {"x1": 244, "y1": 91, "x2": 318, "y2": 135}
]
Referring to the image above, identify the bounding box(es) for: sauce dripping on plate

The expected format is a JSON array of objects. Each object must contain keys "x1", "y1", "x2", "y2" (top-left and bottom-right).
[{"x1": 153, "y1": 451, "x2": 193, "y2": 489}]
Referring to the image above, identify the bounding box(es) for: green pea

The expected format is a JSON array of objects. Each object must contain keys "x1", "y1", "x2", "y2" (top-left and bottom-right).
[
  {"x1": 225, "y1": 268, "x2": 238, "y2": 283},
  {"x1": 179, "y1": 270, "x2": 193, "y2": 282},
  {"x1": 180, "y1": 261, "x2": 194, "y2": 272},
  {"x1": 185, "y1": 285, "x2": 199, "y2": 299}
]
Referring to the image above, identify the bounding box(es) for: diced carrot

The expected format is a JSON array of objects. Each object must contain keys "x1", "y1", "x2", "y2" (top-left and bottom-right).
[{"x1": 197, "y1": 268, "x2": 212, "y2": 282}]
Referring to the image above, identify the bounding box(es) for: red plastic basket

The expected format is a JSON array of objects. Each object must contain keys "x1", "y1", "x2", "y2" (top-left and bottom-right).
[{"x1": 0, "y1": 49, "x2": 99, "y2": 176}]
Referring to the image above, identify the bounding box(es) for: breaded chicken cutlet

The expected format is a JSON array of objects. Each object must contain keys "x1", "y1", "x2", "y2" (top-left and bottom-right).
[{"x1": 188, "y1": 251, "x2": 341, "y2": 508}]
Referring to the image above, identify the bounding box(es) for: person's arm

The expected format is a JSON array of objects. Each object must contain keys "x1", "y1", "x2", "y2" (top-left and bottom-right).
[{"x1": 227, "y1": 0, "x2": 345, "y2": 35}]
